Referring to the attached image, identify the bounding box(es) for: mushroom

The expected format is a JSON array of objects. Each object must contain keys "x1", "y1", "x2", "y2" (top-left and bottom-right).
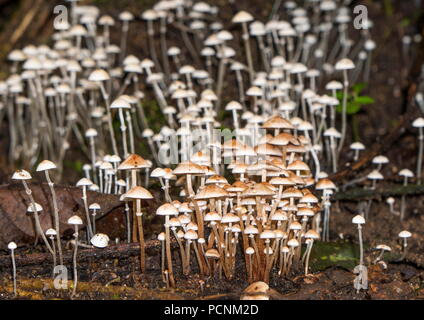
[
  {"x1": 90, "y1": 233, "x2": 110, "y2": 248},
  {"x1": 88, "y1": 203, "x2": 101, "y2": 234},
  {"x1": 12, "y1": 170, "x2": 54, "y2": 255},
  {"x1": 303, "y1": 230, "x2": 319, "y2": 275},
  {"x1": 398, "y1": 230, "x2": 412, "y2": 261},
  {"x1": 68, "y1": 215, "x2": 83, "y2": 298},
  {"x1": 413, "y1": 117, "x2": 424, "y2": 184},
  {"x1": 352, "y1": 214, "x2": 367, "y2": 293},
  {"x1": 8, "y1": 242, "x2": 17, "y2": 297},
  {"x1": 374, "y1": 244, "x2": 391, "y2": 264},
  {"x1": 156, "y1": 203, "x2": 179, "y2": 287},
  {"x1": 232, "y1": 11, "x2": 255, "y2": 81},
  {"x1": 124, "y1": 186, "x2": 154, "y2": 274},
  {"x1": 352, "y1": 215, "x2": 365, "y2": 266},
  {"x1": 45, "y1": 228, "x2": 57, "y2": 272},
  {"x1": 37, "y1": 160, "x2": 63, "y2": 265},
  {"x1": 334, "y1": 58, "x2": 355, "y2": 154},
  {"x1": 76, "y1": 178, "x2": 94, "y2": 240},
  {"x1": 398, "y1": 169, "x2": 414, "y2": 221}
]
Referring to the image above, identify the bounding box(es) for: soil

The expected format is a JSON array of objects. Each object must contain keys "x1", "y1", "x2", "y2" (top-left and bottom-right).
[{"x1": 0, "y1": 0, "x2": 423, "y2": 300}]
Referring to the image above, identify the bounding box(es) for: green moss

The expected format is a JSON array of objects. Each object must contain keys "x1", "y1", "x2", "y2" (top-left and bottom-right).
[{"x1": 309, "y1": 241, "x2": 362, "y2": 272}]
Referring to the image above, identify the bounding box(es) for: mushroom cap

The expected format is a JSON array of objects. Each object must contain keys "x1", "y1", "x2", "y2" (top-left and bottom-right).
[
  {"x1": 68, "y1": 215, "x2": 83, "y2": 225},
  {"x1": 260, "y1": 230, "x2": 276, "y2": 239},
  {"x1": 110, "y1": 98, "x2": 131, "y2": 109},
  {"x1": 184, "y1": 230, "x2": 198, "y2": 240},
  {"x1": 372, "y1": 155, "x2": 389, "y2": 164},
  {"x1": 245, "y1": 247, "x2": 255, "y2": 255},
  {"x1": 376, "y1": 244, "x2": 391, "y2": 251},
  {"x1": 205, "y1": 248, "x2": 220, "y2": 259},
  {"x1": 242, "y1": 183, "x2": 275, "y2": 197},
  {"x1": 335, "y1": 58, "x2": 355, "y2": 70},
  {"x1": 367, "y1": 170, "x2": 384, "y2": 180},
  {"x1": 46, "y1": 228, "x2": 57, "y2": 236},
  {"x1": 173, "y1": 161, "x2": 204, "y2": 175},
  {"x1": 27, "y1": 203, "x2": 43, "y2": 212},
  {"x1": 157, "y1": 232, "x2": 166, "y2": 241},
  {"x1": 232, "y1": 11, "x2": 254, "y2": 23},
  {"x1": 90, "y1": 233, "x2": 110, "y2": 248},
  {"x1": 412, "y1": 117, "x2": 424, "y2": 128},
  {"x1": 398, "y1": 169, "x2": 414, "y2": 178},
  {"x1": 89, "y1": 203, "x2": 101, "y2": 210},
  {"x1": 85, "y1": 128, "x2": 98, "y2": 138},
  {"x1": 8, "y1": 242, "x2": 17, "y2": 250},
  {"x1": 125, "y1": 186, "x2": 154, "y2": 200},
  {"x1": 156, "y1": 203, "x2": 178, "y2": 216},
  {"x1": 305, "y1": 230, "x2": 320, "y2": 239},
  {"x1": 352, "y1": 215, "x2": 366, "y2": 224},
  {"x1": 119, "y1": 154, "x2": 151, "y2": 170},
  {"x1": 36, "y1": 160, "x2": 57, "y2": 172},
  {"x1": 287, "y1": 239, "x2": 300, "y2": 247},
  {"x1": 398, "y1": 230, "x2": 412, "y2": 238},
  {"x1": 221, "y1": 213, "x2": 240, "y2": 224},
  {"x1": 12, "y1": 169, "x2": 32, "y2": 180},
  {"x1": 119, "y1": 11, "x2": 134, "y2": 21},
  {"x1": 88, "y1": 69, "x2": 110, "y2": 81},
  {"x1": 350, "y1": 142, "x2": 365, "y2": 150},
  {"x1": 76, "y1": 178, "x2": 93, "y2": 187},
  {"x1": 316, "y1": 178, "x2": 337, "y2": 190},
  {"x1": 195, "y1": 185, "x2": 229, "y2": 200},
  {"x1": 262, "y1": 115, "x2": 294, "y2": 130},
  {"x1": 204, "y1": 211, "x2": 222, "y2": 222}
]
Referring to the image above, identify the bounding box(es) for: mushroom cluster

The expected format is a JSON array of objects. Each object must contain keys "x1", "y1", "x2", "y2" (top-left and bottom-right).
[{"x1": 1, "y1": 0, "x2": 418, "y2": 296}]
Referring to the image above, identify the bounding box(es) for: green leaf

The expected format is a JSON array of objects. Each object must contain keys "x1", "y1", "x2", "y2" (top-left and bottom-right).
[
  {"x1": 355, "y1": 96, "x2": 375, "y2": 105},
  {"x1": 352, "y1": 82, "x2": 367, "y2": 95},
  {"x1": 346, "y1": 103, "x2": 362, "y2": 115}
]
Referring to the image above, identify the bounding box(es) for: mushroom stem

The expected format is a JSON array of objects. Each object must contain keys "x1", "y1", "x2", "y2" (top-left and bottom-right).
[
  {"x1": 417, "y1": 127, "x2": 423, "y2": 184},
  {"x1": 45, "y1": 171, "x2": 63, "y2": 266},
  {"x1": 81, "y1": 186, "x2": 94, "y2": 240},
  {"x1": 338, "y1": 70, "x2": 349, "y2": 155},
  {"x1": 165, "y1": 216, "x2": 176, "y2": 287},
  {"x1": 358, "y1": 224, "x2": 364, "y2": 266},
  {"x1": 71, "y1": 226, "x2": 79, "y2": 298},
  {"x1": 304, "y1": 240, "x2": 314, "y2": 275},
  {"x1": 10, "y1": 248, "x2": 17, "y2": 297},
  {"x1": 135, "y1": 199, "x2": 146, "y2": 273},
  {"x1": 21, "y1": 181, "x2": 55, "y2": 256}
]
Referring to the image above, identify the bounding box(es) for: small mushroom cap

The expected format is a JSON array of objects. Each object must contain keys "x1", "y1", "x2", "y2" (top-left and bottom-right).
[
  {"x1": 68, "y1": 215, "x2": 83, "y2": 225},
  {"x1": 157, "y1": 232, "x2": 166, "y2": 241},
  {"x1": 90, "y1": 233, "x2": 110, "y2": 248},
  {"x1": 45, "y1": 228, "x2": 57, "y2": 236},
  {"x1": 156, "y1": 203, "x2": 178, "y2": 216},
  {"x1": 398, "y1": 230, "x2": 412, "y2": 238},
  {"x1": 367, "y1": 170, "x2": 384, "y2": 180},
  {"x1": 352, "y1": 215, "x2": 366, "y2": 224},
  {"x1": 173, "y1": 161, "x2": 204, "y2": 175},
  {"x1": 27, "y1": 203, "x2": 43, "y2": 212},
  {"x1": 399, "y1": 169, "x2": 414, "y2": 178},
  {"x1": 76, "y1": 178, "x2": 93, "y2": 187},
  {"x1": 118, "y1": 154, "x2": 151, "y2": 170},
  {"x1": 89, "y1": 203, "x2": 101, "y2": 210},
  {"x1": 12, "y1": 169, "x2": 32, "y2": 180},
  {"x1": 36, "y1": 160, "x2": 57, "y2": 172},
  {"x1": 376, "y1": 244, "x2": 391, "y2": 251},
  {"x1": 184, "y1": 230, "x2": 198, "y2": 240},
  {"x1": 8, "y1": 242, "x2": 17, "y2": 250},
  {"x1": 245, "y1": 247, "x2": 255, "y2": 255},
  {"x1": 125, "y1": 186, "x2": 154, "y2": 200},
  {"x1": 372, "y1": 155, "x2": 389, "y2": 164},
  {"x1": 305, "y1": 230, "x2": 320, "y2": 239},
  {"x1": 88, "y1": 69, "x2": 110, "y2": 81},
  {"x1": 350, "y1": 142, "x2": 365, "y2": 150},
  {"x1": 412, "y1": 117, "x2": 424, "y2": 128},
  {"x1": 232, "y1": 11, "x2": 254, "y2": 23},
  {"x1": 205, "y1": 249, "x2": 220, "y2": 259},
  {"x1": 335, "y1": 58, "x2": 355, "y2": 70},
  {"x1": 195, "y1": 185, "x2": 229, "y2": 200}
]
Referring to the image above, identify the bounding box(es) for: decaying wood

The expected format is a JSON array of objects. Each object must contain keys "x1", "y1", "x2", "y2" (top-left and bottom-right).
[
  {"x1": 0, "y1": 183, "x2": 124, "y2": 249},
  {"x1": 0, "y1": 240, "x2": 179, "y2": 269},
  {"x1": 334, "y1": 184, "x2": 424, "y2": 201}
]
